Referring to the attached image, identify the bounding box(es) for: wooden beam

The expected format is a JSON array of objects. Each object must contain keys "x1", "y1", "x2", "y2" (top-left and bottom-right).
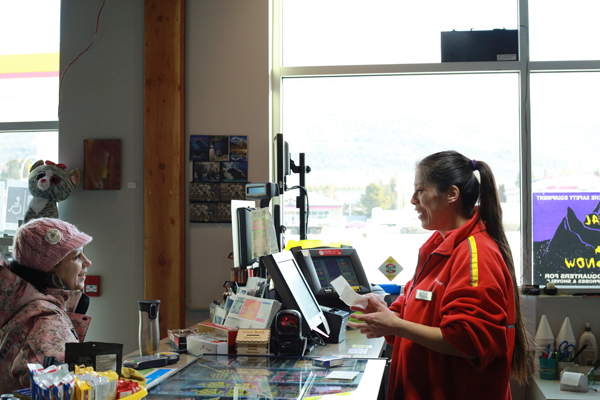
[{"x1": 143, "y1": 0, "x2": 185, "y2": 338}]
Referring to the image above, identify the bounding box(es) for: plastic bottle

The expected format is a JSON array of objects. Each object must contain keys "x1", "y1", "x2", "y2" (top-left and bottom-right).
[
  {"x1": 556, "y1": 317, "x2": 576, "y2": 354},
  {"x1": 578, "y1": 323, "x2": 598, "y2": 366},
  {"x1": 534, "y1": 315, "x2": 554, "y2": 376}
]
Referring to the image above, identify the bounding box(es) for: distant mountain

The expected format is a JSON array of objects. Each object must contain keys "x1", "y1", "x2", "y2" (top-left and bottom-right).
[{"x1": 286, "y1": 111, "x2": 519, "y2": 189}]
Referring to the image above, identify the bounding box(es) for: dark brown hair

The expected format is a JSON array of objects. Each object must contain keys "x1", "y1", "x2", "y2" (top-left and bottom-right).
[{"x1": 418, "y1": 150, "x2": 530, "y2": 384}]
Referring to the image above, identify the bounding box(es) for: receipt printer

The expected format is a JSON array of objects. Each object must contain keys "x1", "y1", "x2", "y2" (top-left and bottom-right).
[{"x1": 320, "y1": 306, "x2": 349, "y2": 344}]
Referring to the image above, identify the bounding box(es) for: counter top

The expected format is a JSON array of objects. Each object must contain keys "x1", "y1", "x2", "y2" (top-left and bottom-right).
[
  {"x1": 530, "y1": 376, "x2": 600, "y2": 399},
  {"x1": 125, "y1": 328, "x2": 386, "y2": 366}
]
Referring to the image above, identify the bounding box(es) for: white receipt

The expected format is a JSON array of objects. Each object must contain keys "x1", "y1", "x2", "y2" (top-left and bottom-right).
[
  {"x1": 330, "y1": 276, "x2": 385, "y2": 310},
  {"x1": 325, "y1": 371, "x2": 359, "y2": 380},
  {"x1": 561, "y1": 371, "x2": 583, "y2": 386}
]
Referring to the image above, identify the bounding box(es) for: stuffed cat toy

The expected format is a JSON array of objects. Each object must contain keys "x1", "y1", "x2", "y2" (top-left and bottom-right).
[{"x1": 23, "y1": 160, "x2": 81, "y2": 223}]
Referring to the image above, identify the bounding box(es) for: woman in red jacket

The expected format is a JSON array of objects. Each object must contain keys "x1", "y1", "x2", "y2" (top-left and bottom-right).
[{"x1": 348, "y1": 151, "x2": 530, "y2": 399}]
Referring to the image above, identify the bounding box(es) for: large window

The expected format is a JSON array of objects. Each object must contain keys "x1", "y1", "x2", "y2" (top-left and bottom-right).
[
  {"x1": 529, "y1": 0, "x2": 600, "y2": 61},
  {"x1": 530, "y1": 72, "x2": 600, "y2": 286},
  {"x1": 282, "y1": 74, "x2": 520, "y2": 284},
  {"x1": 273, "y1": 0, "x2": 600, "y2": 287},
  {"x1": 0, "y1": 0, "x2": 60, "y2": 234},
  {"x1": 282, "y1": 0, "x2": 516, "y2": 66}
]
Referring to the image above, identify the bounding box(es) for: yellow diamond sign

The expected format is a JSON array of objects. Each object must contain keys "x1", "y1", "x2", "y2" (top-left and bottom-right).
[{"x1": 378, "y1": 256, "x2": 402, "y2": 281}]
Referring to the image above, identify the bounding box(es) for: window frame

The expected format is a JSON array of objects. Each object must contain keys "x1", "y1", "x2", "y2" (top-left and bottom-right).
[
  {"x1": 0, "y1": 121, "x2": 58, "y2": 237},
  {"x1": 0, "y1": 121, "x2": 58, "y2": 132},
  {"x1": 271, "y1": 0, "x2": 600, "y2": 286}
]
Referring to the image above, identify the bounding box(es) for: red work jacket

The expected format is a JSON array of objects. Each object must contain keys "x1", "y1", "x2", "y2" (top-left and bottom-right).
[{"x1": 386, "y1": 211, "x2": 516, "y2": 400}]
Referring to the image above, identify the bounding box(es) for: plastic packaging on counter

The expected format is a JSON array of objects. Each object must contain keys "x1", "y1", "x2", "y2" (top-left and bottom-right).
[
  {"x1": 116, "y1": 380, "x2": 141, "y2": 399},
  {"x1": 556, "y1": 317, "x2": 576, "y2": 352},
  {"x1": 578, "y1": 323, "x2": 598, "y2": 366},
  {"x1": 534, "y1": 315, "x2": 554, "y2": 376}
]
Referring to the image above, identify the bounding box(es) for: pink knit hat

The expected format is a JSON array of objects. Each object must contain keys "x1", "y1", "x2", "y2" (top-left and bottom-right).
[{"x1": 13, "y1": 218, "x2": 93, "y2": 273}]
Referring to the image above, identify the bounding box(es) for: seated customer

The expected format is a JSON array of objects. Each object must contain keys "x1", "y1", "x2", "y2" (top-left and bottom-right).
[{"x1": 0, "y1": 218, "x2": 93, "y2": 392}]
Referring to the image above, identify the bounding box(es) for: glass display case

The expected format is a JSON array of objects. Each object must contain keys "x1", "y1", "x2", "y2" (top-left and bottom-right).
[{"x1": 147, "y1": 354, "x2": 386, "y2": 399}]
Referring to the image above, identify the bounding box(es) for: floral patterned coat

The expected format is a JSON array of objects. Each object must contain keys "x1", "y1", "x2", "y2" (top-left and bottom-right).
[{"x1": 0, "y1": 257, "x2": 91, "y2": 392}]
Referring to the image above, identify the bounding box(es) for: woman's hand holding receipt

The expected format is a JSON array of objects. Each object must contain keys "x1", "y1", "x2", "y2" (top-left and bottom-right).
[
  {"x1": 348, "y1": 297, "x2": 401, "y2": 338},
  {"x1": 329, "y1": 276, "x2": 386, "y2": 310},
  {"x1": 348, "y1": 297, "x2": 469, "y2": 357}
]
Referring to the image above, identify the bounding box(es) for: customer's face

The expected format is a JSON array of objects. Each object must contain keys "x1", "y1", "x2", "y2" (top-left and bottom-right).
[{"x1": 53, "y1": 247, "x2": 91, "y2": 291}]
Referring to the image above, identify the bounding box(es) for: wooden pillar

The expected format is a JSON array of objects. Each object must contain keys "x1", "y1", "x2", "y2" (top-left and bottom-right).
[{"x1": 143, "y1": 0, "x2": 185, "y2": 337}]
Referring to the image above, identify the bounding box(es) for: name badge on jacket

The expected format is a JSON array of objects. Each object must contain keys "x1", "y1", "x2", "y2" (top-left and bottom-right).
[{"x1": 415, "y1": 289, "x2": 432, "y2": 301}]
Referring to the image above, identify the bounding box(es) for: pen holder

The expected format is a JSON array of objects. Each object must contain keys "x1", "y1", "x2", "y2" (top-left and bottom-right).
[
  {"x1": 540, "y1": 357, "x2": 557, "y2": 380},
  {"x1": 558, "y1": 361, "x2": 575, "y2": 374}
]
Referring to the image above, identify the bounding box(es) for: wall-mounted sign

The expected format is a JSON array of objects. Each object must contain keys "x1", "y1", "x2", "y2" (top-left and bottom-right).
[{"x1": 533, "y1": 192, "x2": 600, "y2": 286}]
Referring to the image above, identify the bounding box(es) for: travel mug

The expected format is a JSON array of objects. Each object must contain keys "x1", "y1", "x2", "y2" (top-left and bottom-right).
[{"x1": 138, "y1": 300, "x2": 161, "y2": 356}]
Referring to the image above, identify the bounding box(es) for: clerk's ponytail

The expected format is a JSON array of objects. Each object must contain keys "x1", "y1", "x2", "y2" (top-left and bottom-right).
[{"x1": 418, "y1": 150, "x2": 531, "y2": 384}]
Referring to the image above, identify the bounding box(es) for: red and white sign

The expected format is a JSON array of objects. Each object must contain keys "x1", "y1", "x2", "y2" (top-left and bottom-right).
[
  {"x1": 318, "y1": 249, "x2": 343, "y2": 256},
  {"x1": 378, "y1": 256, "x2": 403, "y2": 281}
]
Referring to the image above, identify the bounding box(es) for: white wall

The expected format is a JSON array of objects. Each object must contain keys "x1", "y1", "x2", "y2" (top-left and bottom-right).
[
  {"x1": 186, "y1": 1, "x2": 270, "y2": 309},
  {"x1": 59, "y1": 0, "x2": 147, "y2": 354},
  {"x1": 58, "y1": 0, "x2": 268, "y2": 354}
]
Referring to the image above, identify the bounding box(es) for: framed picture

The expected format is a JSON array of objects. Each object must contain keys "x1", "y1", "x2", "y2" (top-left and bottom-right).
[
  {"x1": 221, "y1": 183, "x2": 246, "y2": 201},
  {"x1": 189, "y1": 183, "x2": 221, "y2": 202},
  {"x1": 190, "y1": 135, "x2": 210, "y2": 161},
  {"x1": 190, "y1": 203, "x2": 218, "y2": 223},
  {"x1": 209, "y1": 135, "x2": 229, "y2": 162},
  {"x1": 188, "y1": 135, "x2": 249, "y2": 224},
  {"x1": 193, "y1": 161, "x2": 220, "y2": 183},
  {"x1": 83, "y1": 139, "x2": 122, "y2": 190},
  {"x1": 190, "y1": 202, "x2": 231, "y2": 223},
  {"x1": 229, "y1": 135, "x2": 248, "y2": 161},
  {"x1": 217, "y1": 203, "x2": 232, "y2": 222},
  {"x1": 221, "y1": 161, "x2": 248, "y2": 183}
]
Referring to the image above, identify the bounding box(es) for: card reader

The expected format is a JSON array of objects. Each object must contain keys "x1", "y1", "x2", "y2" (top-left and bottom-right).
[
  {"x1": 245, "y1": 182, "x2": 278, "y2": 200},
  {"x1": 123, "y1": 354, "x2": 169, "y2": 369},
  {"x1": 320, "y1": 306, "x2": 350, "y2": 344}
]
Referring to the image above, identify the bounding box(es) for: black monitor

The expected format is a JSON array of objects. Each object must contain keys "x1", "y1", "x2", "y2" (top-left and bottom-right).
[
  {"x1": 231, "y1": 200, "x2": 258, "y2": 269},
  {"x1": 262, "y1": 251, "x2": 330, "y2": 336},
  {"x1": 291, "y1": 247, "x2": 371, "y2": 308},
  {"x1": 274, "y1": 133, "x2": 291, "y2": 195}
]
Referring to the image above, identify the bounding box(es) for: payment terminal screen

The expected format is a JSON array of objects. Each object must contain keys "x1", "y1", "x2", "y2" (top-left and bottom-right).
[{"x1": 312, "y1": 256, "x2": 359, "y2": 288}]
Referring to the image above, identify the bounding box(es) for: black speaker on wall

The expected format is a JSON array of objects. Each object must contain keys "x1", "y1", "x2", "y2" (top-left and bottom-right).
[{"x1": 441, "y1": 29, "x2": 518, "y2": 62}]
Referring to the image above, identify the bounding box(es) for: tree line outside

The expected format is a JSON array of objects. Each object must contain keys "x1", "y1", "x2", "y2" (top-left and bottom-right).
[
  {"x1": 1, "y1": 158, "x2": 34, "y2": 185},
  {"x1": 309, "y1": 176, "x2": 401, "y2": 219},
  {"x1": 308, "y1": 176, "x2": 512, "y2": 222}
]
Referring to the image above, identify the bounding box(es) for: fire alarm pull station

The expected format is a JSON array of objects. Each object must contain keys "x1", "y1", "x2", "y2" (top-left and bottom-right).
[{"x1": 84, "y1": 275, "x2": 100, "y2": 297}]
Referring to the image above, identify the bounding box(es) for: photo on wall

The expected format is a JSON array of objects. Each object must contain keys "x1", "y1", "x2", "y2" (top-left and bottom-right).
[
  {"x1": 229, "y1": 136, "x2": 248, "y2": 161},
  {"x1": 190, "y1": 135, "x2": 210, "y2": 161},
  {"x1": 193, "y1": 162, "x2": 220, "y2": 183},
  {"x1": 221, "y1": 161, "x2": 248, "y2": 183},
  {"x1": 221, "y1": 183, "x2": 246, "y2": 201},
  {"x1": 189, "y1": 183, "x2": 221, "y2": 202},
  {"x1": 190, "y1": 202, "x2": 218, "y2": 223},
  {"x1": 83, "y1": 139, "x2": 122, "y2": 190},
  {"x1": 217, "y1": 202, "x2": 232, "y2": 222},
  {"x1": 209, "y1": 136, "x2": 229, "y2": 162}
]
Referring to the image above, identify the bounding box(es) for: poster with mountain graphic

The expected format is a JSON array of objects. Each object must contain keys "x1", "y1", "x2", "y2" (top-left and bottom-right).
[{"x1": 533, "y1": 192, "x2": 600, "y2": 285}]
